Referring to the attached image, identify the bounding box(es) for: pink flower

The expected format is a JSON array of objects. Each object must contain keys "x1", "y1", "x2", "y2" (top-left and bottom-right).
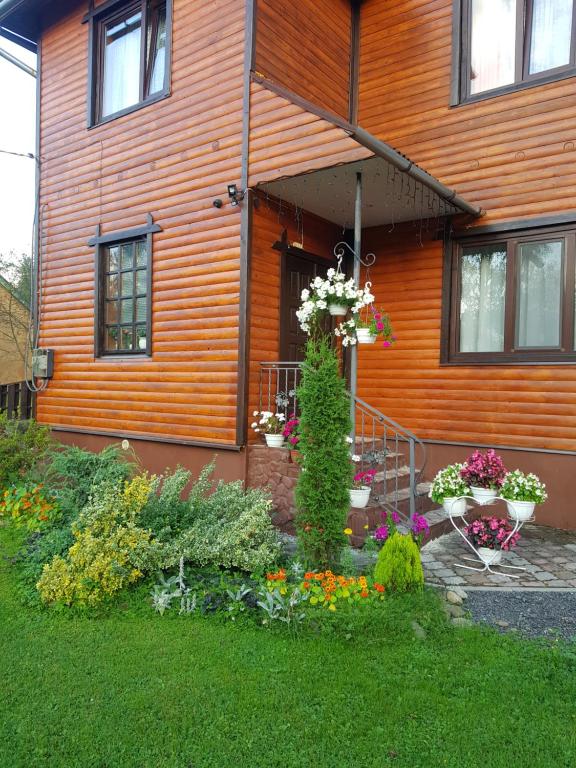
[{"x1": 383, "y1": 341, "x2": 391, "y2": 347}]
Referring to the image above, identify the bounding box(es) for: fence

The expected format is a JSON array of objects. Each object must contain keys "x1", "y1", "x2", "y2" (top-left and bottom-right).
[{"x1": 0, "y1": 381, "x2": 34, "y2": 420}]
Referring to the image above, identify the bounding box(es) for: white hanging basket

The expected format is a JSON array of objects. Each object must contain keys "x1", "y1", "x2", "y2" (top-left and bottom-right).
[
  {"x1": 349, "y1": 486, "x2": 371, "y2": 508},
  {"x1": 356, "y1": 328, "x2": 376, "y2": 344},
  {"x1": 264, "y1": 433, "x2": 285, "y2": 448},
  {"x1": 442, "y1": 497, "x2": 467, "y2": 517},
  {"x1": 506, "y1": 500, "x2": 536, "y2": 521},
  {"x1": 328, "y1": 303, "x2": 348, "y2": 316},
  {"x1": 470, "y1": 486, "x2": 498, "y2": 504}
]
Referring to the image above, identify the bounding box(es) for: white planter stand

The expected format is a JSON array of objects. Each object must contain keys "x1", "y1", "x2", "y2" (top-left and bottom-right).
[
  {"x1": 349, "y1": 486, "x2": 371, "y2": 508},
  {"x1": 264, "y1": 433, "x2": 285, "y2": 448},
  {"x1": 447, "y1": 495, "x2": 534, "y2": 578},
  {"x1": 505, "y1": 500, "x2": 536, "y2": 521},
  {"x1": 328, "y1": 303, "x2": 348, "y2": 316},
  {"x1": 356, "y1": 328, "x2": 376, "y2": 344}
]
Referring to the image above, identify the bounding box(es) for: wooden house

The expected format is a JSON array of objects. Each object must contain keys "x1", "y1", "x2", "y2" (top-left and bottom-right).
[{"x1": 1, "y1": 0, "x2": 574, "y2": 530}]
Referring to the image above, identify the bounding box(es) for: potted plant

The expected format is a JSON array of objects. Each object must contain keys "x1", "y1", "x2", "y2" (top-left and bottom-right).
[
  {"x1": 500, "y1": 469, "x2": 547, "y2": 521},
  {"x1": 251, "y1": 411, "x2": 286, "y2": 447},
  {"x1": 460, "y1": 449, "x2": 507, "y2": 503},
  {"x1": 428, "y1": 463, "x2": 470, "y2": 516},
  {"x1": 282, "y1": 414, "x2": 300, "y2": 461},
  {"x1": 463, "y1": 516, "x2": 520, "y2": 565},
  {"x1": 296, "y1": 269, "x2": 374, "y2": 330},
  {"x1": 349, "y1": 468, "x2": 377, "y2": 508},
  {"x1": 355, "y1": 307, "x2": 395, "y2": 346}
]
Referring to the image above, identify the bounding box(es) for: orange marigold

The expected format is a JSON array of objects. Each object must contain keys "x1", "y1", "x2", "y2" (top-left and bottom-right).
[
  {"x1": 360, "y1": 589, "x2": 369, "y2": 598},
  {"x1": 374, "y1": 583, "x2": 385, "y2": 593}
]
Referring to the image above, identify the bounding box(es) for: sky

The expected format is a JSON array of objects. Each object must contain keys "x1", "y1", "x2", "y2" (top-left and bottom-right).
[{"x1": 0, "y1": 39, "x2": 37, "y2": 260}]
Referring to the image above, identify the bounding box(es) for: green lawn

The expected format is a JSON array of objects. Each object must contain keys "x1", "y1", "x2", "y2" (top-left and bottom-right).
[{"x1": 1, "y1": 525, "x2": 575, "y2": 768}]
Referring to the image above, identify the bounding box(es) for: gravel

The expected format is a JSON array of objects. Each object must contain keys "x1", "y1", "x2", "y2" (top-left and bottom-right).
[{"x1": 464, "y1": 589, "x2": 576, "y2": 640}]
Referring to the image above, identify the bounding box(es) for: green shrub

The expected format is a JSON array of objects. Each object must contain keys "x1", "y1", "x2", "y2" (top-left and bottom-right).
[
  {"x1": 42, "y1": 444, "x2": 136, "y2": 523},
  {"x1": 0, "y1": 414, "x2": 51, "y2": 489},
  {"x1": 295, "y1": 336, "x2": 352, "y2": 570},
  {"x1": 140, "y1": 466, "x2": 192, "y2": 539},
  {"x1": 373, "y1": 532, "x2": 424, "y2": 593},
  {"x1": 37, "y1": 474, "x2": 154, "y2": 606}
]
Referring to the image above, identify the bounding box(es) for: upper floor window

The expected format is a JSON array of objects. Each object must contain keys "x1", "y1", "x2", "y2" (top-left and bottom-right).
[
  {"x1": 443, "y1": 224, "x2": 576, "y2": 364},
  {"x1": 454, "y1": 0, "x2": 576, "y2": 103},
  {"x1": 88, "y1": 0, "x2": 171, "y2": 125}
]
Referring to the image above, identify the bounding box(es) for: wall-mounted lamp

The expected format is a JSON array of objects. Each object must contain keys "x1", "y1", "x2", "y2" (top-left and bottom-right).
[{"x1": 227, "y1": 183, "x2": 245, "y2": 206}]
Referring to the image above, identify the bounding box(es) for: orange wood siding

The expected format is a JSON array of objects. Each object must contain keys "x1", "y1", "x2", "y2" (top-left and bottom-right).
[
  {"x1": 37, "y1": 0, "x2": 245, "y2": 444},
  {"x1": 254, "y1": 0, "x2": 352, "y2": 119},
  {"x1": 249, "y1": 81, "x2": 371, "y2": 187},
  {"x1": 247, "y1": 196, "x2": 340, "y2": 441},
  {"x1": 358, "y1": 0, "x2": 576, "y2": 223},
  {"x1": 358, "y1": 225, "x2": 576, "y2": 452}
]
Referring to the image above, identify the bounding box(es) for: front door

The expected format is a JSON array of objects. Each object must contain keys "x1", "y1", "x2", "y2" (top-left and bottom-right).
[{"x1": 280, "y1": 249, "x2": 330, "y2": 361}]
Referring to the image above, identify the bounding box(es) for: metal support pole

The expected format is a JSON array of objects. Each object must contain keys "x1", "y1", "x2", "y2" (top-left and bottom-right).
[
  {"x1": 0, "y1": 46, "x2": 36, "y2": 77},
  {"x1": 350, "y1": 172, "x2": 362, "y2": 434}
]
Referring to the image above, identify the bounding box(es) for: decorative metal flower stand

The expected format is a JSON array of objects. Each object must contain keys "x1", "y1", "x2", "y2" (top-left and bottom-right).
[{"x1": 446, "y1": 496, "x2": 534, "y2": 579}]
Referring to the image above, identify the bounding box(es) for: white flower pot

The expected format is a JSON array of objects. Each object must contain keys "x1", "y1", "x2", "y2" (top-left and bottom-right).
[
  {"x1": 506, "y1": 500, "x2": 536, "y2": 521},
  {"x1": 477, "y1": 547, "x2": 502, "y2": 565},
  {"x1": 471, "y1": 486, "x2": 498, "y2": 504},
  {"x1": 356, "y1": 328, "x2": 376, "y2": 344},
  {"x1": 264, "y1": 433, "x2": 285, "y2": 448},
  {"x1": 328, "y1": 303, "x2": 348, "y2": 316},
  {"x1": 442, "y1": 497, "x2": 467, "y2": 517},
  {"x1": 349, "y1": 486, "x2": 371, "y2": 508}
]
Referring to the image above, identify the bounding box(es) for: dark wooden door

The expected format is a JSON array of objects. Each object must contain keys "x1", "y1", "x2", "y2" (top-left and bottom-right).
[{"x1": 280, "y1": 249, "x2": 330, "y2": 362}]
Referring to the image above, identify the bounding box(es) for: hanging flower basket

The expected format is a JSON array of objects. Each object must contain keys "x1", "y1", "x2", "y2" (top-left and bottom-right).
[
  {"x1": 356, "y1": 328, "x2": 376, "y2": 344},
  {"x1": 328, "y1": 303, "x2": 348, "y2": 316},
  {"x1": 264, "y1": 433, "x2": 285, "y2": 448}
]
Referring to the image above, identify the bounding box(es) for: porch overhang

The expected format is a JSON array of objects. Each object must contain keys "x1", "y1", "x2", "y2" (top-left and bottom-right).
[{"x1": 256, "y1": 129, "x2": 482, "y2": 229}]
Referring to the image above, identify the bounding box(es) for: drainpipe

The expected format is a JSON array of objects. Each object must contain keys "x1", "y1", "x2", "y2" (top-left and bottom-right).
[
  {"x1": 0, "y1": 45, "x2": 36, "y2": 77},
  {"x1": 350, "y1": 171, "x2": 362, "y2": 433}
]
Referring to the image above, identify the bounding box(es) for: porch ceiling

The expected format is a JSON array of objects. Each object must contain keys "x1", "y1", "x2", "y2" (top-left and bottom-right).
[{"x1": 257, "y1": 154, "x2": 475, "y2": 229}]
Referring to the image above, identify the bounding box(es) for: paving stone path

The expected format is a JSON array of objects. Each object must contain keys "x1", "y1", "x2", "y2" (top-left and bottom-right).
[{"x1": 422, "y1": 524, "x2": 576, "y2": 589}]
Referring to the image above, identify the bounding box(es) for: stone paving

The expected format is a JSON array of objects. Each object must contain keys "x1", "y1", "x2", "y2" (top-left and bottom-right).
[{"x1": 422, "y1": 524, "x2": 576, "y2": 589}]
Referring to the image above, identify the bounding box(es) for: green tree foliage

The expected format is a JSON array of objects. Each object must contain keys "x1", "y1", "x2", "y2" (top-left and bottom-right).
[
  {"x1": 373, "y1": 532, "x2": 424, "y2": 593},
  {"x1": 295, "y1": 336, "x2": 352, "y2": 570},
  {"x1": 0, "y1": 414, "x2": 51, "y2": 489}
]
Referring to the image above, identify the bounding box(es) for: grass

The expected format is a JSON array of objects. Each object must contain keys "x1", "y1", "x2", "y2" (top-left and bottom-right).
[{"x1": 1, "y1": 525, "x2": 575, "y2": 768}]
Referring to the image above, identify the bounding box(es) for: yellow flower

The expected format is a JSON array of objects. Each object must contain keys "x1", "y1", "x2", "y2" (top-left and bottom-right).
[
  {"x1": 363, "y1": 524, "x2": 369, "y2": 530},
  {"x1": 343, "y1": 528, "x2": 353, "y2": 535}
]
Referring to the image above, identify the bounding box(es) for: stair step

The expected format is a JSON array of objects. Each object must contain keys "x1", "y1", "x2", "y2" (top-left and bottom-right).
[
  {"x1": 372, "y1": 465, "x2": 422, "y2": 483},
  {"x1": 385, "y1": 482, "x2": 431, "y2": 503}
]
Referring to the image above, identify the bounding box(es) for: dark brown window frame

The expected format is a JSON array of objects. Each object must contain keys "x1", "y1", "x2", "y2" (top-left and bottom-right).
[
  {"x1": 442, "y1": 222, "x2": 576, "y2": 365},
  {"x1": 451, "y1": 0, "x2": 576, "y2": 106},
  {"x1": 90, "y1": 216, "x2": 160, "y2": 358},
  {"x1": 85, "y1": 0, "x2": 173, "y2": 127}
]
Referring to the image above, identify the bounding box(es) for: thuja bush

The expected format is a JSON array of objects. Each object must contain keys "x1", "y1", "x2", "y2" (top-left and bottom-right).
[
  {"x1": 295, "y1": 336, "x2": 352, "y2": 570},
  {"x1": 374, "y1": 532, "x2": 424, "y2": 593}
]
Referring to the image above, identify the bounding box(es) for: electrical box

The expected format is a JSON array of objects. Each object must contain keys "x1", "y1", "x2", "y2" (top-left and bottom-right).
[{"x1": 32, "y1": 348, "x2": 54, "y2": 379}]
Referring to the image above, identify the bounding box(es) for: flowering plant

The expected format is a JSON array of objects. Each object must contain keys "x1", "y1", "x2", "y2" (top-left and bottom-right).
[
  {"x1": 464, "y1": 516, "x2": 520, "y2": 551},
  {"x1": 251, "y1": 410, "x2": 286, "y2": 435},
  {"x1": 351, "y1": 469, "x2": 377, "y2": 489},
  {"x1": 296, "y1": 267, "x2": 375, "y2": 333},
  {"x1": 264, "y1": 568, "x2": 385, "y2": 612},
  {"x1": 356, "y1": 306, "x2": 396, "y2": 346},
  {"x1": 500, "y1": 470, "x2": 548, "y2": 504},
  {"x1": 0, "y1": 484, "x2": 59, "y2": 531},
  {"x1": 282, "y1": 414, "x2": 300, "y2": 447},
  {"x1": 334, "y1": 316, "x2": 359, "y2": 347},
  {"x1": 460, "y1": 449, "x2": 507, "y2": 490},
  {"x1": 429, "y1": 463, "x2": 470, "y2": 503}
]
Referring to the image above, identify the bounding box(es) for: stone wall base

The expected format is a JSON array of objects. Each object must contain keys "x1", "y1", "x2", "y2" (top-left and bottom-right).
[{"x1": 246, "y1": 445, "x2": 299, "y2": 533}]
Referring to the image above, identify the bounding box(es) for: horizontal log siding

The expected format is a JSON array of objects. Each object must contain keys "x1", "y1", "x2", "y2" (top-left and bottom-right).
[
  {"x1": 37, "y1": 1, "x2": 245, "y2": 444},
  {"x1": 247, "y1": 196, "x2": 340, "y2": 442},
  {"x1": 254, "y1": 0, "x2": 351, "y2": 119},
  {"x1": 358, "y1": 224, "x2": 576, "y2": 452},
  {"x1": 248, "y1": 82, "x2": 372, "y2": 187},
  {"x1": 358, "y1": 0, "x2": 576, "y2": 223}
]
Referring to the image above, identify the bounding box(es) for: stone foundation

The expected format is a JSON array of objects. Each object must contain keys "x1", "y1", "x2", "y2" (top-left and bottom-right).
[{"x1": 247, "y1": 445, "x2": 300, "y2": 533}]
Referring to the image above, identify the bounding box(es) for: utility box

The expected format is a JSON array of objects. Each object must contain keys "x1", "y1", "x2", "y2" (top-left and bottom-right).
[{"x1": 32, "y1": 348, "x2": 54, "y2": 379}]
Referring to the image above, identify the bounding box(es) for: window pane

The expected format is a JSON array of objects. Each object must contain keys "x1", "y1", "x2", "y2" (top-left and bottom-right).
[
  {"x1": 136, "y1": 269, "x2": 147, "y2": 294},
  {"x1": 105, "y1": 301, "x2": 119, "y2": 323},
  {"x1": 121, "y1": 243, "x2": 134, "y2": 270},
  {"x1": 106, "y1": 274, "x2": 119, "y2": 299},
  {"x1": 120, "y1": 299, "x2": 134, "y2": 323},
  {"x1": 135, "y1": 240, "x2": 147, "y2": 266},
  {"x1": 106, "y1": 246, "x2": 119, "y2": 272},
  {"x1": 105, "y1": 326, "x2": 119, "y2": 352},
  {"x1": 136, "y1": 324, "x2": 147, "y2": 351},
  {"x1": 146, "y1": 1, "x2": 167, "y2": 96},
  {"x1": 120, "y1": 327, "x2": 134, "y2": 351},
  {"x1": 102, "y1": 10, "x2": 142, "y2": 117},
  {"x1": 516, "y1": 240, "x2": 563, "y2": 348},
  {"x1": 460, "y1": 245, "x2": 507, "y2": 352},
  {"x1": 529, "y1": 0, "x2": 573, "y2": 74},
  {"x1": 136, "y1": 297, "x2": 147, "y2": 322},
  {"x1": 121, "y1": 271, "x2": 133, "y2": 297},
  {"x1": 470, "y1": 0, "x2": 516, "y2": 95}
]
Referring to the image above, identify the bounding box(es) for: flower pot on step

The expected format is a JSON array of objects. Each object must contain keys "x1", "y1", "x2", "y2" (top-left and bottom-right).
[
  {"x1": 356, "y1": 328, "x2": 376, "y2": 344},
  {"x1": 470, "y1": 486, "x2": 498, "y2": 504},
  {"x1": 349, "y1": 486, "x2": 371, "y2": 508},
  {"x1": 442, "y1": 496, "x2": 467, "y2": 517},
  {"x1": 505, "y1": 500, "x2": 535, "y2": 522},
  {"x1": 264, "y1": 433, "x2": 285, "y2": 448},
  {"x1": 328, "y1": 303, "x2": 348, "y2": 316}
]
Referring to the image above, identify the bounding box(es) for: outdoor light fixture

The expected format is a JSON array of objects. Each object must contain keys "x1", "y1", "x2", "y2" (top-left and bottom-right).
[{"x1": 227, "y1": 184, "x2": 245, "y2": 206}]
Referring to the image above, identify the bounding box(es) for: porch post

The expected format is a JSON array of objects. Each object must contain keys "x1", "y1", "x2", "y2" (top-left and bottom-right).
[{"x1": 350, "y1": 171, "x2": 362, "y2": 433}]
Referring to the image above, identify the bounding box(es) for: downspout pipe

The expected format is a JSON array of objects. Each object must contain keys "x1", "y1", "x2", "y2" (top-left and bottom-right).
[
  {"x1": 351, "y1": 125, "x2": 483, "y2": 219},
  {"x1": 0, "y1": 43, "x2": 35, "y2": 76}
]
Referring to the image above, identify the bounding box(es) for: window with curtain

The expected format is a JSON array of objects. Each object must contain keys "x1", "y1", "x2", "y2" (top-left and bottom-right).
[
  {"x1": 445, "y1": 226, "x2": 576, "y2": 363},
  {"x1": 456, "y1": 0, "x2": 576, "y2": 101},
  {"x1": 92, "y1": 0, "x2": 170, "y2": 123}
]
